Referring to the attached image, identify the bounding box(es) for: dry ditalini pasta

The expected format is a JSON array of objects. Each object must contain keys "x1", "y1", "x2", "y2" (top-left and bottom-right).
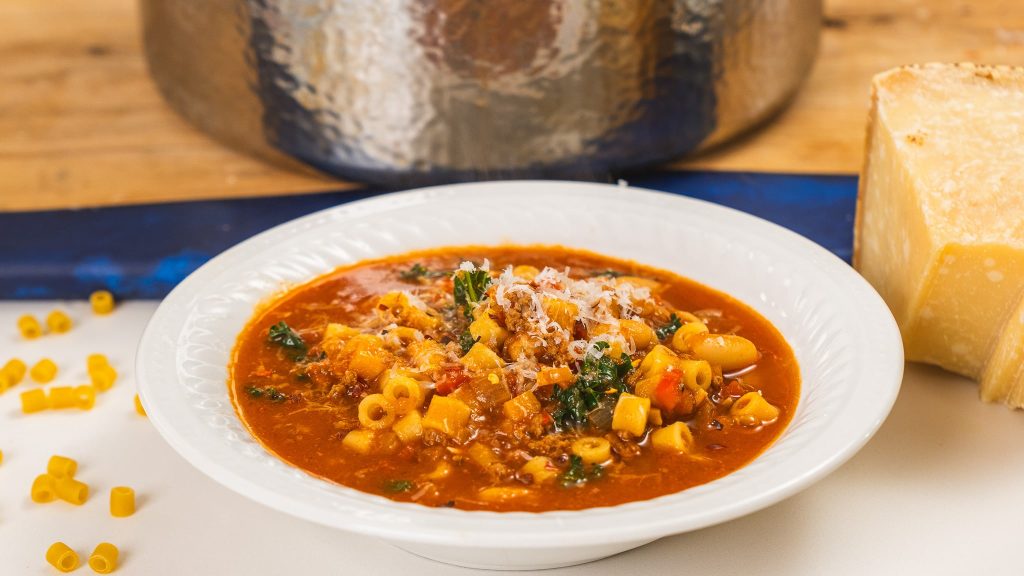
[
  {"x1": 110, "y1": 486, "x2": 136, "y2": 517},
  {"x1": 90, "y1": 290, "x2": 116, "y2": 314},
  {"x1": 46, "y1": 542, "x2": 79, "y2": 573},
  {"x1": 46, "y1": 310, "x2": 72, "y2": 334},
  {"x1": 88, "y1": 543, "x2": 119, "y2": 574},
  {"x1": 29, "y1": 358, "x2": 57, "y2": 383}
]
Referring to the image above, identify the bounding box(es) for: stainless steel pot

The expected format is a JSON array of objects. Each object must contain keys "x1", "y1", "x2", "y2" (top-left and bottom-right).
[{"x1": 141, "y1": 0, "x2": 821, "y2": 187}]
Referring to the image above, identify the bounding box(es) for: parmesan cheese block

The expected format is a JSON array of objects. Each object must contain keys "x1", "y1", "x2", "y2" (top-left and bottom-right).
[{"x1": 854, "y1": 63, "x2": 1024, "y2": 408}]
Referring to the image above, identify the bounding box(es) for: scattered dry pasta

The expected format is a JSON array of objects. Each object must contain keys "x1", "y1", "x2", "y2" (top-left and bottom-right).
[
  {"x1": 76, "y1": 385, "x2": 97, "y2": 410},
  {"x1": 89, "y1": 543, "x2": 119, "y2": 574},
  {"x1": 110, "y1": 486, "x2": 135, "y2": 517},
  {"x1": 46, "y1": 542, "x2": 79, "y2": 573},
  {"x1": 134, "y1": 394, "x2": 146, "y2": 416},
  {"x1": 3, "y1": 358, "x2": 27, "y2": 383},
  {"x1": 20, "y1": 389, "x2": 48, "y2": 413},
  {"x1": 17, "y1": 315, "x2": 42, "y2": 339},
  {"x1": 47, "y1": 455, "x2": 78, "y2": 478},
  {"x1": 49, "y1": 386, "x2": 77, "y2": 409},
  {"x1": 89, "y1": 365, "x2": 117, "y2": 391},
  {"x1": 46, "y1": 310, "x2": 73, "y2": 334},
  {"x1": 55, "y1": 476, "x2": 89, "y2": 505},
  {"x1": 87, "y1": 353, "x2": 109, "y2": 371},
  {"x1": 30, "y1": 358, "x2": 57, "y2": 383},
  {"x1": 90, "y1": 290, "x2": 115, "y2": 314},
  {"x1": 32, "y1": 474, "x2": 57, "y2": 503}
]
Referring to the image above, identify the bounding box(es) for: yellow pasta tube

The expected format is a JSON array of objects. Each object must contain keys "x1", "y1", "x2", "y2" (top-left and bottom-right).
[
  {"x1": 31, "y1": 474, "x2": 57, "y2": 503},
  {"x1": 469, "y1": 315, "x2": 510, "y2": 350},
  {"x1": 3, "y1": 358, "x2": 27, "y2": 383},
  {"x1": 651, "y1": 422, "x2": 696, "y2": 453},
  {"x1": 688, "y1": 333, "x2": 760, "y2": 372},
  {"x1": 20, "y1": 388, "x2": 48, "y2": 413},
  {"x1": 421, "y1": 395, "x2": 472, "y2": 438},
  {"x1": 357, "y1": 394, "x2": 396, "y2": 430},
  {"x1": 17, "y1": 314, "x2": 42, "y2": 339},
  {"x1": 30, "y1": 358, "x2": 57, "y2": 383},
  {"x1": 110, "y1": 486, "x2": 135, "y2": 517},
  {"x1": 134, "y1": 394, "x2": 147, "y2": 416},
  {"x1": 89, "y1": 364, "x2": 117, "y2": 392},
  {"x1": 730, "y1": 391, "x2": 780, "y2": 424},
  {"x1": 678, "y1": 359, "x2": 713, "y2": 390},
  {"x1": 55, "y1": 476, "x2": 89, "y2": 505},
  {"x1": 49, "y1": 386, "x2": 77, "y2": 409},
  {"x1": 341, "y1": 429, "x2": 375, "y2": 454},
  {"x1": 88, "y1": 543, "x2": 119, "y2": 574},
  {"x1": 46, "y1": 542, "x2": 80, "y2": 573},
  {"x1": 512, "y1": 265, "x2": 539, "y2": 280},
  {"x1": 48, "y1": 455, "x2": 78, "y2": 478},
  {"x1": 86, "y1": 353, "x2": 109, "y2": 371},
  {"x1": 670, "y1": 321, "x2": 709, "y2": 352},
  {"x1": 76, "y1": 385, "x2": 97, "y2": 410},
  {"x1": 391, "y1": 411, "x2": 423, "y2": 443},
  {"x1": 541, "y1": 297, "x2": 579, "y2": 331},
  {"x1": 619, "y1": 319, "x2": 656, "y2": 350},
  {"x1": 0, "y1": 370, "x2": 14, "y2": 393},
  {"x1": 571, "y1": 437, "x2": 612, "y2": 464},
  {"x1": 90, "y1": 290, "x2": 115, "y2": 314},
  {"x1": 611, "y1": 393, "x2": 650, "y2": 437},
  {"x1": 381, "y1": 374, "x2": 423, "y2": 415},
  {"x1": 520, "y1": 456, "x2": 558, "y2": 484},
  {"x1": 46, "y1": 310, "x2": 72, "y2": 334}
]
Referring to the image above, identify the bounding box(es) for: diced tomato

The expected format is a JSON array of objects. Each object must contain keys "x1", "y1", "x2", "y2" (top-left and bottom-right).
[
  {"x1": 722, "y1": 379, "x2": 746, "y2": 398},
  {"x1": 653, "y1": 371, "x2": 684, "y2": 413},
  {"x1": 435, "y1": 365, "x2": 469, "y2": 395}
]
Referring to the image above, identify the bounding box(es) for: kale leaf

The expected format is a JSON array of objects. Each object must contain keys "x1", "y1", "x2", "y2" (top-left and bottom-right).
[
  {"x1": 551, "y1": 342, "x2": 632, "y2": 429},
  {"x1": 383, "y1": 479, "x2": 415, "y2": 493},
  {"x1": 268, "y1": 321, "x2": 307, "y2": 358},
  {"x1": 399, "y1": 263, "x2": 444, "y2": 282},
  {"x1": 654, "y1": 313, "x2": 683, "y2": 341},
  {"x1": 453, "y1": 267, "x2": 491, "y2": 318},
  {"x1": 559, "y1": 455, "x2": 605, "y2": 487}
]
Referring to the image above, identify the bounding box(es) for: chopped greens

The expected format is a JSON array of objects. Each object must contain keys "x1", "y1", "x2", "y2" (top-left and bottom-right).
[
  {"x1": 246, "y1": 386, "x2": 287, "y2": 402},
  {"x1": 453, "y1": 267, "x2": 491, "y2": 318},
  {"x1": 268, "y1": 321, "x2": 307, "y2": 358},
  {"x1": 399, "y1": 263, "x2": 444, "y2": 282},
  {"x1": 655, "y1": 313, "x2": 683, "y2": 340},
  {"x1": 458, "y1": 329, "x2": 480, "y2": 354},
  {"x1": 559, "y1": 455, "x2": 605, "y2": 487},
  {"x1": 551, "y1": 342, "x2": 632, "y2": 429},
  {"x1": 590, "y1": 269, "x2": 623, "y2": 278},
  {"x1": 383, "y1": 479, "x2": 415, "y2": 493}
]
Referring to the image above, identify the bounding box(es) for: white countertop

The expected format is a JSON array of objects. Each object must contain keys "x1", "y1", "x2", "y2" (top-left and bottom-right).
[{"x1": 1, "y1": 301, "x2": 1022, "y2": 575}]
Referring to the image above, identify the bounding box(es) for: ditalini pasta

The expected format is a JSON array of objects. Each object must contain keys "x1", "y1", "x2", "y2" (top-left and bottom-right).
[
  {"x1": 20, "y1": 389, "x2": 48, "y2": 413},
  {"x1": 47, "y1": 455, "x2": 77, "y2": 478},
  {"x1": 90, "y1": 290, "x2": 115, "y2": 315},
  {"x1": 31, "y1": 474, "x2": 57, "y2": 503},
  {"x1": 88, "y1": 542, "x2": 119, "y2": 574},
  {"x1": 89, "y1": 365, "x2": 117, "y2": 392},
  {"x1": 46, "y1": 310, "x2": 73, "y2": 334},
  {"x1": 17, "y1": 315, "x2": 42, "y2": 339},
  {"x1": 230, "y1": 246, "x2": 798, "y2": 511},
  {"x1": 30, "y1": 358, "x2": 57, "y2": 383},
  {"x1": 55, "y1": 476, "x2": 88, "y2": 505},
  {"x1": 46, "y1": 542, "x2": 79, "y2": 573},
  {"x1": 110, "y1": 486, "x2": 135, "y2": 517}
]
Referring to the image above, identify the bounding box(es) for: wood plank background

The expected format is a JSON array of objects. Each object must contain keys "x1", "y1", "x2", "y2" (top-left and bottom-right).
[{"x1": 2, "y1": 0, "x2": 1023, "y2": 212}]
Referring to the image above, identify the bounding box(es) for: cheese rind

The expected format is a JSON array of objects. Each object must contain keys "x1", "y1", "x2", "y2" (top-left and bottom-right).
[{"x1": 854, "y1": 63, "x2": 1024, "y2": 407}]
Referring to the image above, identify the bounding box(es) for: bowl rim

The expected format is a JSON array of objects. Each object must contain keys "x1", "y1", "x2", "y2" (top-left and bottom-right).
[{"x1": 136, "y1": 180, "x2": 903, "y2": 548}]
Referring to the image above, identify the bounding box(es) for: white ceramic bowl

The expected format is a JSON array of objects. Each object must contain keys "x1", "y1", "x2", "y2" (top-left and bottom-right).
[{"x1": 136, "y1": 181, "x2": 903, "y2": 570}]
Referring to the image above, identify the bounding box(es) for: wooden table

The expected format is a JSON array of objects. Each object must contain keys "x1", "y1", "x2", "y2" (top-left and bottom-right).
[{"x1": 2, "y1": 0, "x2": 1023, "y2": 211}]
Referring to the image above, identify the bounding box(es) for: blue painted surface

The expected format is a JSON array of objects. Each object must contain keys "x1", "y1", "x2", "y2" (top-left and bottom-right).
[{"x1": 0, "y1": 172, "x2": 857, "y2": 300}]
